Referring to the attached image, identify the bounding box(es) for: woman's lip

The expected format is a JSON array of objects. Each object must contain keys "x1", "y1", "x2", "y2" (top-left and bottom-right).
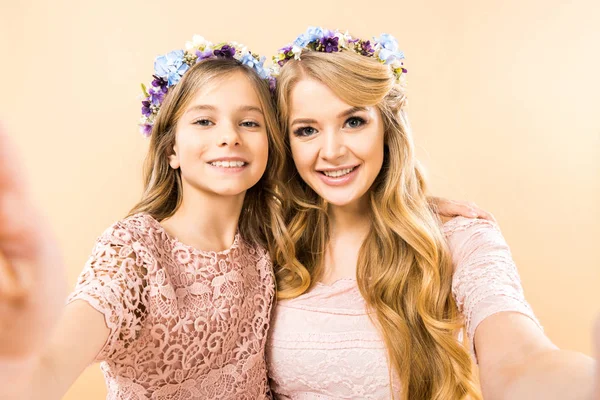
[
  {"x1": 316, "y1": 165, "x2": 360, "y2": 172},
  {"x1": 316, "y1": 165, "x2": 360, "y2": 186}
]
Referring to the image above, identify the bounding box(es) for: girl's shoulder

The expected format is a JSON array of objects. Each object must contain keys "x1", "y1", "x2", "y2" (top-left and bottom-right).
[{"x1": 95, "y1": 212, "x2": 158, "y2": 248}]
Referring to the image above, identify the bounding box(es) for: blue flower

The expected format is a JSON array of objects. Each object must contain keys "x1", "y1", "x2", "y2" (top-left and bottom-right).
[
  {"x1": 294, "y1": 34, "x2": 310, "y2": 48},
  {"x1": 375, "y1": 33, "x2": 405, "y2": 64},
  {"x1": 305, "y1": 26, "x2": 325, "y2": 41},
  {"x1": 376, "y1": 33, "x2": 399, "y2": 51},
  {"x1": 240, "y1": 53, "x2": 269, "y2": 79},
  {"x1": 154, "y1": 50, "x2": 190, "y2": 86}
]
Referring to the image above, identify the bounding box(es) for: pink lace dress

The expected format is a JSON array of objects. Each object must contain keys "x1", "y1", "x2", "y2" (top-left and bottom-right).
[
  {"x1": 68, "y1": 213, "x2": 275, "y2": 399},
  {"x1": 266, "y1": 217, "x2": 542, "y2": 399}
]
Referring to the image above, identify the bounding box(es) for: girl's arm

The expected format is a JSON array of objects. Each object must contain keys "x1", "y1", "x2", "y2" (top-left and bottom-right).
[{"x1": 3, "y1": 301, "x2": 111, "y2": 399}]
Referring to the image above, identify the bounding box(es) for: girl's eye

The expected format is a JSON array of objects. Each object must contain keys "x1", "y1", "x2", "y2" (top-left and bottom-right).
[
  {"x1": 193, "y1": 119, "x2": 214, "y2": 126},
  {"x1": 241, "y1": 121, "x2": 260, "y2": 128},
  {"x1": 344, "y1": 116, "x2": 366, "y2": 129},
  {"x1": 293, "y1": 126, "x2": 318, "y2": 137}
]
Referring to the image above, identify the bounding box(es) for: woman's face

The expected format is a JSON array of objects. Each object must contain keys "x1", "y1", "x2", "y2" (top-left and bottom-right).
[
  {"x1": 169, "y1": 71, "x2": 269, "y2": 199},
  {"x1": 287, "y1": 78, "x2": 385, "y2": 208}
]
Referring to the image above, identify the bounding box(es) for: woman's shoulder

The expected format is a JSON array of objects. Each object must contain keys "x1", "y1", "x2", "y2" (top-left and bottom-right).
[{"x1": 440, "y1": 216, "x2": 501, "y2": 238}]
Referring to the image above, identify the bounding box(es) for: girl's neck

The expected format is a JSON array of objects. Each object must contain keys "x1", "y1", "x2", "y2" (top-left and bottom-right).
[{"x1": 161, "y1": 185, "x2": 245, "y2": 252}]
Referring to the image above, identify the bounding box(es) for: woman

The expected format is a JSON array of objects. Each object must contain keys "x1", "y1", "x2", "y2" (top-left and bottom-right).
[{"x1": 267, "y1": 27, "x2": 596, "y2": 399}]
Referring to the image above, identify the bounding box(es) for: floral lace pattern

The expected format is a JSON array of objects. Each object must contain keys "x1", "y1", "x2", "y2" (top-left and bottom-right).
[
  {"x1": 68, "y1": 213, "x2": 274, "y2": 399},
  {"x1": 266, "y1": 217, "x2": 541, "y2": 399}
]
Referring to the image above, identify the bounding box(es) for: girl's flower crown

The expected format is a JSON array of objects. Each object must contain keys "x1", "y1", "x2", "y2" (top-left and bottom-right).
[
  {"x1": 139, "y1": 35, "x2": 275, "y2": 137},
  {"x1": 272, "y1": 26, "x2": 407, "y2": 82}
]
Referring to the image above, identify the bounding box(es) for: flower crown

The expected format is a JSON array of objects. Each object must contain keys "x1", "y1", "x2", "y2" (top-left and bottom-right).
[
  {"x1": 139, "y1": 35, "x2": 275, "y2": 137},
  {"x1": 272, "y1": 27, "x2": 407, "y2": 82}
]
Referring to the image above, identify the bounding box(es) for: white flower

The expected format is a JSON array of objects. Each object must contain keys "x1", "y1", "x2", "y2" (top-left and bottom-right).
[
  {"x1": 292, "y1": 45, "x2": 303, "y2": 59},
  {"x1": 185, "y1": 34, "x2": 207, "y2": 51},
  {"x1": 335, "y1": 30, "x2": 351, "y2": 48}
]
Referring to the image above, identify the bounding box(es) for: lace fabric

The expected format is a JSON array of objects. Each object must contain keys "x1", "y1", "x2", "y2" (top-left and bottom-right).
[
  {"x1": 266, "y1": 217, "x2": 542, "y2": 399},
  {"x1": 68, "y1": 213, "x2": 274, "y2": 399}
]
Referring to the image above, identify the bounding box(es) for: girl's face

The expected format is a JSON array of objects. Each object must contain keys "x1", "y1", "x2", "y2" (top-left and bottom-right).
[
  {"x1": 169, "y1": 71, "x2": 269, "y2": 199},
  {"x1": 288, "y1": 78, "x2": 385, "y2": 209}
]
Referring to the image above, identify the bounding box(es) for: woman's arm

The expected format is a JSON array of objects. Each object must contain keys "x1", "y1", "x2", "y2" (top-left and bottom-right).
[
  {"x1": 444, "y1": 217, "x2": 595, "y2": 399},
  {"x1": 475, "y1": 312, "x2": 595, "y2": 400}
]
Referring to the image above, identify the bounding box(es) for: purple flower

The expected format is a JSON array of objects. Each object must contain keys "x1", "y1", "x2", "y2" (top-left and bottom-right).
[
  {"x1": 196, "y1": 49, "x2": 214, "y2": 61},
  {"x1": 141, "y1": 100, "x2": 152, "y2": 117},
  {"x1": 152, "y1": 76, "x2": 168, "y2": 90},
  {"x1": 214, "y1": 45, "x2": 236, "y2": 58},
  {"x1": 360, "y1": 40, "x2": 374, "y2": 56},
  {"x1": 149, "y1": 87, "x2": 166, "y2": 105},
  {"x1": 268, "y1": 77, "x2": 276, "y2": 93},
  {"x1": 280, "y1": 45, "x2": 293, "y2": 56},
  {"x1": 320, "y1": 36, "x2": 339, "y2": 53},
  {"x1": 140, "y1": 124, "x2": 152, "y2": 137}
]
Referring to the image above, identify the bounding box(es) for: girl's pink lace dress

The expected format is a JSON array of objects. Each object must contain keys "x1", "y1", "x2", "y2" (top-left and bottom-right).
[
  {"x1": 266, "y1": 217, "x2": 542, "y2": 399},
  {"x1": 68, "y1": 213, "x2": 275, "y2": 399}
]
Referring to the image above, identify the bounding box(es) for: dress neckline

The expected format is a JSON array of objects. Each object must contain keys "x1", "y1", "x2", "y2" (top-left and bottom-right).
[{"x1": 141, "y1": 213, "x2": 241, "y2": 257}]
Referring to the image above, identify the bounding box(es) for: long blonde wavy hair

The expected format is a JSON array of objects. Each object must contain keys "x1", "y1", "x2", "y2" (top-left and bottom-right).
[
  {"x1": 274, "y1": 51, "x2": 482, "y2": 400},
  {"x1": 128, "y1": 58, "x2": 290, "y2": 253}
]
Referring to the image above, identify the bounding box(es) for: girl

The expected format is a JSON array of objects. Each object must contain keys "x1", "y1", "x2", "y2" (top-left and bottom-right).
[
  {"x1": 266, "y1": 27, "x2": 596, "y2": 400},
  {"x1": 1, "y1": 36, "x2": 286, "y2": 399}
]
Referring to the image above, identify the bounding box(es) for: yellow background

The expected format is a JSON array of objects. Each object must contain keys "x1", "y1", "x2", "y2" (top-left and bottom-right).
[{"x1": 1, "y1": 0, "x2": 598, "y2": 398}]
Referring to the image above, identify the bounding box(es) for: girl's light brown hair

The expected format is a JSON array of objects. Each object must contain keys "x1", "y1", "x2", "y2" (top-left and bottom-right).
[
  {"x1": 128, "y1": 58, "x2": 290, "y2": 254},
  {"x1": 274, "y1": 51, "x2": 482, "y2": 400}
]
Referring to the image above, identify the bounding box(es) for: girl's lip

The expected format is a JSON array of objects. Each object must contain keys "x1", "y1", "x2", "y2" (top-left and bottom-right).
[
  {"x1": 206, "y1": 156, "x2": 249, "y2": 163},
  {"x1": 316, "y1": 165, "x2": 360, "y2": 186}
]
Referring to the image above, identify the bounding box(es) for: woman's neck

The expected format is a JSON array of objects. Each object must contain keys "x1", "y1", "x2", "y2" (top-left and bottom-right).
[
  {"x1": 161, "y1": 184, "x2": 245, "y2": 252},
  {"x1": 328, "y1": 197, "x2": 371, "y2": 239},
  {"x1": 320, "y1": 198, "x2": 371, "y2": 284}
]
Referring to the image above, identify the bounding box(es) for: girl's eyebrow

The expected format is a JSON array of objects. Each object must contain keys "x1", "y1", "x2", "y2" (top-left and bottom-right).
[
  {"x1": 184, "y1": 104, "x2": 216, "y2": 115},
  {"x1": 238, "y1": 105, "x2": 264, "y2": 115},
  {"x1": 184, "y1": 105, "x2": 264, "y2": 115}
]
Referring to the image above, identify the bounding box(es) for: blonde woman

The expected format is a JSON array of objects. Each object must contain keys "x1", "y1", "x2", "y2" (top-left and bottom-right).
[{"x1": 267, "y1": 27, "x2": 596, "y2": 399}]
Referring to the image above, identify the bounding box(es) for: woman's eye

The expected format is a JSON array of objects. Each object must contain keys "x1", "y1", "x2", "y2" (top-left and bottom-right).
[
  {"x1": 344, "y1": 116, "x2": 366, "y2": 129},
  {"x1": 241, "y1": 121, "x2": 260, "y2": 128},
  {"x1": 193, "y1": 119, "x2": 213, "y2": 126},
  {"x1": 293, "y1": 126, "x2": 318, "y2": 137}
]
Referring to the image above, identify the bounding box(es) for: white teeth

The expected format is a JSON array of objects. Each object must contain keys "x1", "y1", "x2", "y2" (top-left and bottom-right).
[
  {"x1": 322, "y1": 167, "x2": 354, "y2": 178},
  {"x1": 209, "y1": 161, "x2": 246, "y2": 168}
]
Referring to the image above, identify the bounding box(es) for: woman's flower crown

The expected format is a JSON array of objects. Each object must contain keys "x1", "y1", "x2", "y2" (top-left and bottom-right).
[
  {"x1": 272, "y1": 26, "x2": 407, "y2": 81},
  {"x1": 139, "y1": 35, "x2": 275, "y2": 137}
]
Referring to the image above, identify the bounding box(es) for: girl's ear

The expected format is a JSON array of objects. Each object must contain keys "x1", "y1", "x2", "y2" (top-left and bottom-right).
[{"x1": 168, "y1": 145, "x2": 180, "y2": 169}]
